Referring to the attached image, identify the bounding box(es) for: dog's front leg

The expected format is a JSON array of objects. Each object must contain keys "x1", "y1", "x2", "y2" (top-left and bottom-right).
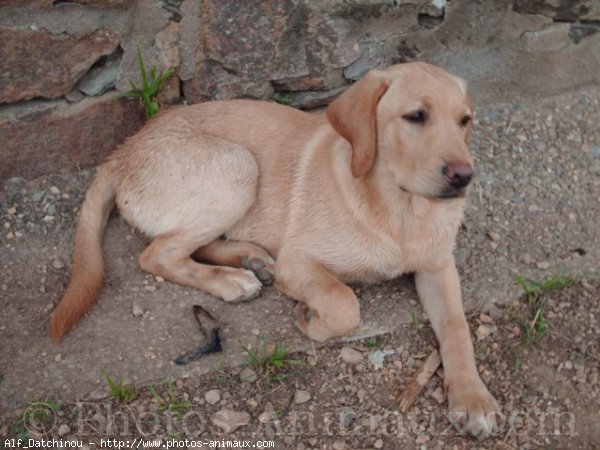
[
  {"x1": 275, "y1": 255, "x2": 360, "y2": 343},
  {"x1": 415, "y1": 260, "x2": 501, "y2": 437}
]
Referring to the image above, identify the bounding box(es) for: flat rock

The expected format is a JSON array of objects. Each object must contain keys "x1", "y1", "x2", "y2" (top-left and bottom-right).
[
  {"x1": 239, "y1": 367, "x2": 258, "y2": 383},
  {"x1": 0, "y1": 93, "x2": 145, "y2": 179},
  {"x1": 294, "y1": 389, "x2": 311, "y2": 404},
  {"x1": 211, "y1": 409, "x2": 251, "y2": 433},
  {"x1": 204, "y1": 389, "x2": 221, "y2": 405},
  {"x1": 0, "y1": 28, "x2": 119, "y2": 103},
  {"x1": 77, "y1": 49, "x2": 122, "y2": 96},
  {"x1": 340, "y1": 346, "x2": 364, "y2": 365}
]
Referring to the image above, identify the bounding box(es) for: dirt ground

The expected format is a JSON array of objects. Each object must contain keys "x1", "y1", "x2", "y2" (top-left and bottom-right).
[{"x1": 1, "y1": 85, "x2": 599, "y2": 449}]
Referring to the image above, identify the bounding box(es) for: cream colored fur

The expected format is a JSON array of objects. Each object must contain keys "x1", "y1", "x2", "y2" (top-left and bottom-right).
[{"x1": 51, "y1": 62, "x2": 500, "y2": 436}]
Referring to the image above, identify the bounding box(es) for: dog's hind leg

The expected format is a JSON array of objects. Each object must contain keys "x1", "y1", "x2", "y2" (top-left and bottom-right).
[
  {"x1": 115, "y1": 132, "x2": 264, "y2": 302},
  {"x1": 193, "y1": 240, "x2": 275, "y2": 285},
  {"x1": 139, "y1": 232, "x2": 262, "y2": 302}
]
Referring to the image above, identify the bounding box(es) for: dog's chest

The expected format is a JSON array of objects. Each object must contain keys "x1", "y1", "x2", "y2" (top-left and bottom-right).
[{"x1": 318, "y1": 202, "x2": 462, "y2": 281}]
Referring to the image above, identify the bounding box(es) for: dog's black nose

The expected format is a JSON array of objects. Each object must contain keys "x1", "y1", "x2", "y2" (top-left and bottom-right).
[{"x1": 442, "y1": 162, "x2": 473, "y2": 189}]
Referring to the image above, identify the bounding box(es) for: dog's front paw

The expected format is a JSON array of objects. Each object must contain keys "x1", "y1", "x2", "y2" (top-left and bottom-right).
[
  {"x1": 218, "y1": 269, "x2": 262, "y2": 302},
  {"x1": 447, "y1": 380, "x2": 502, "y2": 437}
]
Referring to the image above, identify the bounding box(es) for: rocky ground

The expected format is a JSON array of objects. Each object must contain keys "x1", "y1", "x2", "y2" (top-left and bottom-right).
[
  {"x1": 1, "y1": 280, "x2": 598, "y2": 449},
  {"x1": 1, "y1": 85, "x2": 599, "y2": 449}
]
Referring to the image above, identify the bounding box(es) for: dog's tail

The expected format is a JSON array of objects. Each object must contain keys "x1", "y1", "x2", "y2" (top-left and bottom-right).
[{"x1": 50, "y1": 164, "x2": 117, "y2": 343}]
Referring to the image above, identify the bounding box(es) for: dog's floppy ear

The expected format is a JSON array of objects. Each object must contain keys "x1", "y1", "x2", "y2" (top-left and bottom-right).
[
  {"x1": 465, "y1": 89, "x2": 474, "y2": 143},
  {"x1": 326, "y1": 72, "x2": 389, "y2": 177},
  {"x1": 454, "y1": 75, "x2": 473, "y2": 144}
]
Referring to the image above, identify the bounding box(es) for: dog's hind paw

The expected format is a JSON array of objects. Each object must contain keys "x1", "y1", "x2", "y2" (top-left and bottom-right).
[
  {"x1": 217, "y1": 268, "x2": 262, "y2": 302},
  {"x1": 241, "y1": 256, "x2": 275, "y2": 286}
]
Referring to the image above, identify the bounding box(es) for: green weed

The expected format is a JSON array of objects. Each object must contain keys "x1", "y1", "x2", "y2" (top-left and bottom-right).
[
  {"x1": 363, "y1": 336, "x2": 384, "y2": 349},
  {"x1": 515, "y1": 275, "x2": 574, "y2": 345},
  {"x1": 10, "y1": 400, "x2": 62, "y2": 438},
  {"x1": 411, "y1": 311, "x2": 423, "y2": 330},
  {"x1": 101, "y1": 368, "x2": 137, "y2": 403},
  {"x1": 120, "y1": 48, "x2": 174, "y2": 119},
  {"x1": 149, "y1": 377, "x2": 192, "y2": 415},
  {"x1": 271, "y1": 92, "x2": 294, "y2": 106},
  {"x1": 241, "y1": 335, "x2": 303, "y2": 379}
]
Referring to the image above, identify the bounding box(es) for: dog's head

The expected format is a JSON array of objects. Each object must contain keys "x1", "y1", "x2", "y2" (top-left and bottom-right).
[{"x1": 326, "y1": 62, "x2": 474, "y2": 199}]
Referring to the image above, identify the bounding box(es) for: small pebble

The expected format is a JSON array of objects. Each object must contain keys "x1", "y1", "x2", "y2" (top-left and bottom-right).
[
  {"x1": 374, "y1": 438, "x2": 384, "y2": 449},
  {"x1": 57, "y1": 424, "x2": 71, "y2": 437},
  {"x1": 487, "y1": 231, "x2": 501, "y2": 242},
  {"x1": 536, "y1": 261, "x2": 551, "y2": 270},
  {"x1": 431, "y1": 386, "x2": 446, "y2": 403},
  {"x1": 415, "y1": 435, "x2": 430, "y2": 444},
  {"x1": 340, "y1": 346, "x2": 363, "y2": 364},
  {"x1": 52, "y1": 260, "x2": 64, "y2": 270},
  {"x1": 211, "y1": 409, "x2": 250, "y2": 433},
  {"x1": 332, "y1": 440, "x2": 346, "y2": 450},
  {"x1": 204, "y1": 389, "x2": 221, "y2": 405},
  {"x1": 475, "y1": 324, "x2": 493, "y2": 340},
  {"x1": 132, "y1": 302, "x2": 143, "y2": 317},
  {"x1": 258, "y1": 409, "x2": 275, "y2": 423},
  {"x1": 294, "y1": 389, "x2": 311, "y2": 404},
  {"x1": 239, "y1": 367, "x2": 258, "y2": 382},
  {"x1": 49, "y1": 186, "x2": 60, "y2": 195},
  {"x1": 479, "y1": 313, "x2": 494, "y2": 324}
]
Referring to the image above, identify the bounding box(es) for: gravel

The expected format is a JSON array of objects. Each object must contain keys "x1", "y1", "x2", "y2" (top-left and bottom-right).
[{"x1": 6, "y1": 276, "x2": 588, "y2": 448}]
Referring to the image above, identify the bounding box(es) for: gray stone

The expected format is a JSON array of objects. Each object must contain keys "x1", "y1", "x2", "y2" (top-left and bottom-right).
[
  {"x1": 294, "y1": 389, "x2": 311, "y2": 404},
  {"x1": 65, "y1": 90, "x2": 85, "y2": 103},
  {"x1": 523, "y1": 23, "x2": 572, "y2": 52},
  {"x1": 284, "y1": 86, "x2": 347, "y2": 110},
  {"x1": 513, "y1": 0, "x2": 600, "y2": 21},
  {"x1": 368, "y1": 349, "x2": 394, "y2": 369},
  {"x1": 340, "y1": 347, "x2": 364, "y2": 365},
  {"x1": 0, "y1": 28, "x2": 119, "y2": 103},
  {"x1": 204, "y1": 389, "x2": 221, "y2": 405},
  {"x1": 132, "y1": 302, "x2": 143, "y2": 317},
  {"x1": 343, "y1": 42, "x2": 381, "y2": 81},
  {"x1": 0, "y1": 93, "x2": 145, "y2": 180},
  {"x1": 57, "y1": 424, "x2": 71, "y2": 437},
  {"x1": 211, "y1": 409, "x2": 251, "y2": 433},
  {"x1": 77, "y1": 49, "x2": 122, "y2": 96},
  {"x1": 239, "y1": 367, "x2": 258, "y2": 383},
  {"x1": 115, "y1": 1, "x2": 171, "y2": 93}
]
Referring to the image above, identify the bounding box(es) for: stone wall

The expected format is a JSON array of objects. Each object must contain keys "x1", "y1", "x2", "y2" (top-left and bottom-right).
[{"x1": 1, "y1": 0, "x2": 599, "y2": 179}]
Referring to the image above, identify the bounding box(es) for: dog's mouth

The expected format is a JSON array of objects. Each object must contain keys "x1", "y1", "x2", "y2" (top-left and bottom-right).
[
  {"x1": 398, "y1": 185, "x2": 467, "y2": 200},
  {"x1": 435, "y1": 187, "x2": 467, "y2": 200}
]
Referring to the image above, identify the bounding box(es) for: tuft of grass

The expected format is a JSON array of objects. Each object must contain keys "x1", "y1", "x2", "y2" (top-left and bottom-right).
[
  {"x1": 271, "y1": 92, "x2": 294, "y2": 106},
  {"x1": 241, "y1": 335, "x2": 303, "y2": 380},
  {"x1": 515, "y1": 274, "x2": 574, "y2": 345},
  {"x1": 101, "y1": 368, "x2": 137, "y2": 403},
  {"x1": 149, "y1": 377, "x2": 192, "y2": 415},
  {"x1": 411, "y1": 311, "x2": 423, "y2": 330},
  {"x1": 363, "y1": 336, "x2": 384, "y2": 349},
  {"x1": 119, "y1": 48, "x2": 174, "y2": 119},
  {"x1": 10, "y1": 400, "x2": 62, "y2": 439}
]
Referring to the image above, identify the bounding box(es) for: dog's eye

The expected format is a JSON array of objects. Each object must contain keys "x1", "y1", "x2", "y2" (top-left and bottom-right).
[
  {"x1": 460, "y1": 115, "x2": 471, "y2": 127},
  {"x1": 403, "y1": 110, "x2": 427, "y2": 124}
]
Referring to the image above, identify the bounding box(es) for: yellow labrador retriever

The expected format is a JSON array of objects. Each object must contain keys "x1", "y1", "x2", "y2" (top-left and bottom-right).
[{"x1": 51, "y1": 62, "x2": 500, "y2": 435}]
